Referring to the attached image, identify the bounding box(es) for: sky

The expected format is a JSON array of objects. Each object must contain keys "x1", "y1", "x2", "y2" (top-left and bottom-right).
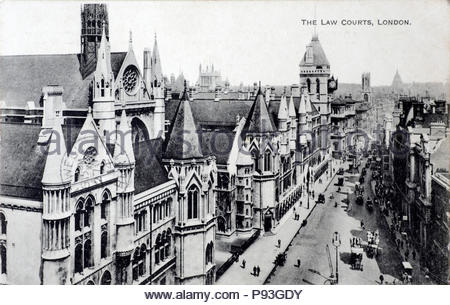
[{"x1": 0, "y1": 0, "x2": 448, "y2": 86}]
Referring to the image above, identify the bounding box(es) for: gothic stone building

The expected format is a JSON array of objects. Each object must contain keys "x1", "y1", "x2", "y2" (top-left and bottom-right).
[{"x1": 0, "y1": 4, "x2": 216, "y2": 285}]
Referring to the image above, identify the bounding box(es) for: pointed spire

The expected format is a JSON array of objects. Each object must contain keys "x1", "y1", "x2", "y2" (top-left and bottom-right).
[
  {"x1": 129, "y1": 30, "x2": 133, "y2": 47},
  {"x1": 164, "y1": 88, "x2": 203, "y2": 160},
  {"x1": 305, "y1": 93, "x2": 312, "y2": 113},
  {"x1": 114, "y1": 107, "x2": 135, "y2": 165},
  {"x1": 277, "y1": 94, "x2": 288, "y2": 120},
  {"x1": 288, "y1": 95, "x2": 296, "y2": 118},
  {"x1": 95, "y1": 22, "x2": 112, "y2": 77},
  {"x1": 151, "y1": 33, "x2": 163, "y2": 85},
  {"x1": 299, "y1": 93, "x2": 307, "y2": 115},
  {"x1": 42, "y1": 115, "x2": 69, "y2": 185},
  {"x1": 244, "y1": 85, "x2": 276, "y2": 134}
]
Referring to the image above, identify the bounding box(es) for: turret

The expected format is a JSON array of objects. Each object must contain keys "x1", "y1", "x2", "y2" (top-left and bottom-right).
[
  {"x1": 113, "y1": 107, "x2": 135, "y2": 284},
  {"x1": 92, "y1": 23, "x2": 116, "y2": 140},
  {"x1": 41, "y1": 112, "x2": 71, "y2": 284}
]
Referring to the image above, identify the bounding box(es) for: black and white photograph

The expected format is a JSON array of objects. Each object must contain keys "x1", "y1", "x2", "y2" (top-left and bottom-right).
[{"x1": 0, "y1": 0, "x2": 448, "y2": 298}]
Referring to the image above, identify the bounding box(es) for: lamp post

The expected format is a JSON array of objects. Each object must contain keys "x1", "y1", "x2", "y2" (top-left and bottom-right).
[{"x1": 332, "y1": 231, "x2": 341, "y2": 284}]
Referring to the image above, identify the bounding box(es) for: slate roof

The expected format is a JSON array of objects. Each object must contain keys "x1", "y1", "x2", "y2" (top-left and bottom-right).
[
  {"x1": 165, "y1": 99, "x2": 253, "y2": 127},
  {"x1": 300, "y1": 35, "x2": 330, "y2": 67},
  {"x1": 331, "y1": 97, "x2": 346, "y2": 106},
  {"x1": 134, "y1": 138, "x2": 169, "y2": 194},
  {"x1": 164, "y1": 90, "x2": 204, "y2": 160},
  {"x1": 0, "y1": 52, "x2": 126, "y2": 109},
  {"x1": 201, "y1": 130, "x2": 236, "y2": 165},
  {"x1": 0, "y1": 123, "x2": 49, "y2": 199},
  {"x1": 0, "y1": 122, "x2": 83, "y2": 200},
  {"x1": 243, "y1": 89, "x2": 277, "y2": 134}
]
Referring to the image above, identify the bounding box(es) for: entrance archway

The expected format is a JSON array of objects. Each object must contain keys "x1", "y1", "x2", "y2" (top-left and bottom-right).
[{"x1": 264, "y1": 210, "x2": 273, "y2": 232}]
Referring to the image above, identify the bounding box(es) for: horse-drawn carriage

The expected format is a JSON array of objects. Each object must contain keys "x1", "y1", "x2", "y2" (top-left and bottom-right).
[{"x1": 350, "y1": 247, "x2": 364, "y2": 271}]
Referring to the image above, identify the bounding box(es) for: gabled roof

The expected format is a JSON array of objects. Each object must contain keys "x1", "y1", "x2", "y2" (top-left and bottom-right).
[
  {"x1": 243, "y1": 88, "x2": 276, "y2": 134},
  {"x1": 0, "y1": 53, "x2": 126, "y2": 109},
  {"x1": 164, "y1": 89, "x2": 204, "y2": 160},
  {"x1": 300, "y1": 35, "x2": 330, "y2": 67}
]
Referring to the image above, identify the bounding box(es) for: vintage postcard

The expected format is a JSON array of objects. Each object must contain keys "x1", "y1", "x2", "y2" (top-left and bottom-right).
[{"x1": 0, "y1": 0, "x2": 447, "y2": 296}]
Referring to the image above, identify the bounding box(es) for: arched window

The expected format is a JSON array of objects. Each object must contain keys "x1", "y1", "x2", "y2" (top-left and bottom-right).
[
  {"x1": 155, "y1": 234, "x2": 161, "y2": 264},
  {"x1": 101, "y1": 231, "x2": 108, "y2": 259},
  {"x1": 140, "y1": 244, "x2": 147, "y2": 276},
  {"x1": 74, "y1": 244, "x2": 83, "y2": 273},
  {"x1": 100, "y1": 79, "x2": 105, "y2": 97},
  {"x1": 160, "y1": 231, "x2": 166, "y2": 262},
  {"x1": 101, "y1": 191, "x2": 110, "y2": 220},
  {"x1": 205, "y1": 242, "x2": 213, "y2": 264},
  {"x1": 264, "y1": 150, "x2": 272, "y2": 172},
  {"x1": 306, "y1": 78, "x2": 311, "y2": 93},
  {"x1": 84, "y1": 197, "x2": 94, "y2": 228},
  {"x1": 74, "y1": 201, "x2": 84, "y2": 231},
  {"x1": 251, "y1": 150, "x2": 260, "y2": 172},
  {"x1": 100, "y1": 161, "x2": 105, "y2": 175},
  {"x1": 86, "y1": 280, "x2": 95, "y2": 285},
  {"x1": 0, "y1": 245, "x2": 6, "y2": 275},
  {"x1": 0, "y1": 213, "x2": 6, "y2": 235},
  {"x1": 316, "y1": 78, "x2": 320, "y2": 94},
  {"x1": 84, "y1": 239, "x2": 92, "y2": 268},
  {"x1": 100, "y1": 271, "x2": 112, "y2": 285},
  {"x1": 132, "y1": 247, "x2": 140, "y2": 281},
  {"x1": 187, "y1": 186, "x2": 199, "y2": 220},
  {"x1": 165, "y1": 229, "x2": 172, "y2": 257},
  {"x1": 74, "y1": 167, "x2": 80, "y2": 182}
]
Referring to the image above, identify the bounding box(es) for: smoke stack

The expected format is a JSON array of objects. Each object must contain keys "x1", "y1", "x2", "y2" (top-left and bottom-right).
[{"x1": 42, "y1": 86, "x2": 64, "y2": 129}]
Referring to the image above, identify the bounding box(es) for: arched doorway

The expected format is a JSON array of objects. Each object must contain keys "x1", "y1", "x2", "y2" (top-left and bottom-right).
[
  {"x1": 264, "y1": 210, "x2": 273, "y2": 232},
  {"x1": 100, "y1": 270, "x2": 112, "y2": 285},
  {"x1": 217, "y1": 216, "x2": 226, "y2": 233}
]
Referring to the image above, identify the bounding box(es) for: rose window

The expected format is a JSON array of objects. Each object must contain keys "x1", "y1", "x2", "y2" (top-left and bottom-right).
[{"x1": 123, "y1": 66, "x2": 138, "y2": 94}]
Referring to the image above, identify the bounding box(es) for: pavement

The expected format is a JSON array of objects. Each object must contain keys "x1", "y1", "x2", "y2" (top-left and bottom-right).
[
  {"x1": 215, "y1": 159, "x2": 340, "y2": 285},
  {"x1": 267, "y1": 158, "x2": 416, "y2": 285},
  {"x1": 370, "y1": 180, "x2": 435, "y2": 284}
]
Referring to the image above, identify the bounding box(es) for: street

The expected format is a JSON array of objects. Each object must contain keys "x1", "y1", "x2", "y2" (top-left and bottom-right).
[{"x1": 267, "y1": 159, "x2": 407, "y2": 285}]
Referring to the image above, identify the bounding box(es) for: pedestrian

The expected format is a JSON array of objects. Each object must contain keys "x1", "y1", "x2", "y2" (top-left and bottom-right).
[
  {"x1": 256, "y1": 266, "x2": 260, "y2": 276},
  {"x1": 253, "y1": 266, "x2": 256, "y2": 276},
  {"x1": 242, "y1": 259, "x2": 246, "y2": 269},
  {"x1": 379, "y1": 274, "x2": 384, "y2": 284}
]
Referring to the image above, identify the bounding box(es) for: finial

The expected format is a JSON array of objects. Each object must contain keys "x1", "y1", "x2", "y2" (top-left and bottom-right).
[
  {"x1": 258, "y1": 81, "x2": 261, "y2": 89},
  {"x1": 129, "y1": 30, "x2": 133, "y2": 45},
  {"x1": 154, "y1": 32, "x2": 157, "y2": 41},
  {"x1": 88, "y1": 106, "x2": 92, "y2": 114},
  {"x1": 184, "y1": 79, "x2": 187, "y2": 90}
]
